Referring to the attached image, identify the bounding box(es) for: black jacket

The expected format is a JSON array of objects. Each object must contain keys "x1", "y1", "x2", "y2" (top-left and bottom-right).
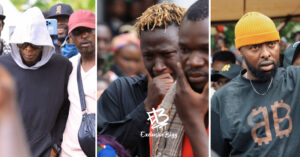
[{"x1": 98, "y1": 75, "x2": 150, "y2": 157}]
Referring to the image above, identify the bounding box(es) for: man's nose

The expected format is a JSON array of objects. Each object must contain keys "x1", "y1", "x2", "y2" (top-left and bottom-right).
[
  {"x1": 153, "y1": 57, "x2": 167, "y2": 73},
  {"x1": 186, "y1": 51, "x2": 206, "y2": 67},
  {"x1": 260, "y1": 45, "x2": 271, "y2": 59},
  {"x1": 81, "y1": 31, "x2": 89, "y2": 38}
]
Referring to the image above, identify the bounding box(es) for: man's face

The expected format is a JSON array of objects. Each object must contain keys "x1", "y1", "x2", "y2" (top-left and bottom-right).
[
  {"x1": 71, "y1": 27, "x2": 95, "y2": 56},
  {"x1": 240, "y1": 41, "x2": 280, "y2": 81},
  {"x1": 98, "y1": 25, "x2": 112, "y2": 56},
  {"x1": 115, "y1": 44, "x2": 142, "y2": 77},
  {"x1": 212, "y1": 76, "x2": 230, "y2": 91},
  {"x1": 294, "y1": 33, "x2": 300, "y2": 42},
  {"x1": 17, "y1": 43, "x2": 43, "y2": 66},
  {"x1": 179, "y1": 18, "x2": 209, "y2": 93},
  {"x1": 54, "y1": 15, "x2": 69, "y2": 41},
  {"x1": 140, "y1": 24, "x2": 179, "y2": 79}
]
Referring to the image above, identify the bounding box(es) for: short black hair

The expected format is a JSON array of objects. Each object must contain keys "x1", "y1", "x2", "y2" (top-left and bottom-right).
[
  {"x1": 212, "y1": 51, "x2": 236, "y2": 64},
  {"x1": 292, "y1": 44, "x2": 300, "y2": 63},
  {"x1": 183, "y1": 0, "x2": 208, "y2": 21}
]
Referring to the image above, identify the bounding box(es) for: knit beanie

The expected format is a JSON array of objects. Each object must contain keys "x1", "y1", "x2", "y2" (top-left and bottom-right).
[{"x1": 235, "y1": 12, "x2": 280, "y2": 50}]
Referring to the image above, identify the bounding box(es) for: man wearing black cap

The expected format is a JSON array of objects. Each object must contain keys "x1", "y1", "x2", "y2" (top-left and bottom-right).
[
  {"x1": 47, "y1": 3, "x2": 79, "y2": 58},
  {"x1": 211, "y1": 64, "x2": 242, "y2": 91},
  {"x1": 0, "y1": 4, "x2": 11, "y2": 56},
  {"x1": 47, "y1": 3, "x2": 73, "y2": 47}
]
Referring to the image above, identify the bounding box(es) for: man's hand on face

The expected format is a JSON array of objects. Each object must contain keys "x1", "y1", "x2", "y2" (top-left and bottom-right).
[
  {"x1": 174, "y1": 62, "x2": 208, "y2": 125},
  {"x1": 144, "y1": 72, "x2": 174, "y2": 112}
]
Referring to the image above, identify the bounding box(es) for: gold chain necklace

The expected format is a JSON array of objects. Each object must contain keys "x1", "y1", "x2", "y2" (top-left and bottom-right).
[{"x1": 247, "y1": 73, "x2": 273, "y2": 95}]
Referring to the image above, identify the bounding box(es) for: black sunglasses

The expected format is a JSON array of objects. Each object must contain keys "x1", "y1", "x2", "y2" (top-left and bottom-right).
[{"x1": 17, "y1": 42, "x2": 43, "y2": 50}]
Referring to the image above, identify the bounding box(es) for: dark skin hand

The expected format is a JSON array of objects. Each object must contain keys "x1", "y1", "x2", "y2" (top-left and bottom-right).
[
  {"x1": 144, "y1": 73, "x2": 174, "y2": 112},
  {"x1": 174, "y1": 62, "x2": 208, "y2": 157}
]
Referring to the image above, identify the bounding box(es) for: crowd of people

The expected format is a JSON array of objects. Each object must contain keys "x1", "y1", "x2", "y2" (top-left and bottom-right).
[
  {"x1": 98, "y1": 0, "x2": 209, "y2": 156},
  {"x1": 1, "y1": 0, "x2": 300, "y2": 157},
  {"x1": 0, "y1": 3, "x2": 96, "y2": 157}
]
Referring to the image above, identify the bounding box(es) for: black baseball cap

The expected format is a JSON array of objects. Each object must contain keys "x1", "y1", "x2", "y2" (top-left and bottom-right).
[
  {"x1": 283, "y1": 41, "x2": 300, "y2": 68},
  {"x1": 47, "y1": 3, "x2": 74, "y2": 18},
  {"x1": 211, "y1": 64, "x2": 242, "y2": 81}
]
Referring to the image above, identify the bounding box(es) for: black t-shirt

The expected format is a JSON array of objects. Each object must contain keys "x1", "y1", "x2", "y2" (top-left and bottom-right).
[
  {"x1": 212, "y1": 67, "x2": 300, "y2": 157},
  {"x1": 98, "y1": 75, "x2": 150, "y2": 157}
]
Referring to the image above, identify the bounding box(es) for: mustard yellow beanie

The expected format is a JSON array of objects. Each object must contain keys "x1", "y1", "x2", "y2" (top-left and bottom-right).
[{"x1": 235, "y1": 12, "x2": 280, "y2": 50}]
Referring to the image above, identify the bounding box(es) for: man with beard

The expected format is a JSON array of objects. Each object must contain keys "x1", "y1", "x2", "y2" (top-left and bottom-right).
[
  {"x1": 60, "y1": 10, "x2": 96, "y2": 157},
  {"x1": 150, "y1": 1, "x2": 209, "y2": 156},
  {"x1": 47, "y1": 3, "x2": 78, "y2": 58},
  {"x1": 211, "y1": 12, "x2": 300, "y2": 156},
  {"x1": 98, "y1": 2, "x2": 186, "y2": 156}
]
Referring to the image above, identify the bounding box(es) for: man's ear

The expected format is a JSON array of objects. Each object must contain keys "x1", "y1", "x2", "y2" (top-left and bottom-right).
[
  {"x1": 68, "y1": 33, "x2": 74, "y2": 44},
  {"x1": 238, "y1": 48, "x2": 242, "y2": 56},
  {"x1": 69, "y1": 33, "x2": 73, "y2": 40}
]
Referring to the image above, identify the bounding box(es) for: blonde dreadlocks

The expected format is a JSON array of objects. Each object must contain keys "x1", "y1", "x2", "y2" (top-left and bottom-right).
[{"x1": 135, "y1": 2, "x2": 186, "y2": 35}]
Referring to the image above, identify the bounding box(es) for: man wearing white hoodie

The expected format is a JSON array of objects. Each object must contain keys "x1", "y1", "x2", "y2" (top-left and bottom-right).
[{"x1": 0, "y1": 7, "x2": 72, "y2": 157}]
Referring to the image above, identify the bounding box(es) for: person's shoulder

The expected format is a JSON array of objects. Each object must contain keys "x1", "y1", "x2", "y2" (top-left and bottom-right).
[
  {"x1": 0, "y1": 54, "x2": 13, "y2": 65},
  {"x1": 111, "y1": 75, "x2": 147, "y2": 88},
  {"x1": 69, "y1": 53, "x2": 80, "y2": 62},
  {"x1": 285, "y1": 66, "x2": 300, "y2": 73},
  {"x1": 277, "y1": 66, "x2": 300, "y2": 78},
  {"x1": 50, "y1": 53, "x2": 72, "y2": 67},
  {"x1": 100, "y1": 75, "x2": 147, "y2": 102},
  {"x1": 0, "y1": 53, "x2": 12, "y2": 60},
  {"x1": 104, "y1": 75, "x2": 146, "y2": 94},
  {"x1": 49, "y1": 53, "x2": 72, "y2": 73},
  {"x1": 214, "y1": 76, "x2": 243, "y2": 98},
  {"x1": 51, "y1": 53, "x2": 71, "y2": 64}
]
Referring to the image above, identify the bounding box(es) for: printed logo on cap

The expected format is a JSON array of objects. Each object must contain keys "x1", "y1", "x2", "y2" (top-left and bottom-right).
[
  {"x1": 56, "y1": 5, "x2": 62, "y2": 14},
  {"x1": 221, "y1": 64, "x2": 230, "y2": 72}
]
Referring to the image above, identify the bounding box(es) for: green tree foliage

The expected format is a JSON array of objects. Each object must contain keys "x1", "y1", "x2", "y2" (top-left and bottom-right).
[{"x1": 11, "y1": 0, "x2": 95, "y2": 12}]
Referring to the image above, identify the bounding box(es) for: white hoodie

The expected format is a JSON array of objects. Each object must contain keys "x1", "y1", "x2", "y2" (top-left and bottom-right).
[{"x1": 10, "y1": 7, "x2": 55, "y2": 70}]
